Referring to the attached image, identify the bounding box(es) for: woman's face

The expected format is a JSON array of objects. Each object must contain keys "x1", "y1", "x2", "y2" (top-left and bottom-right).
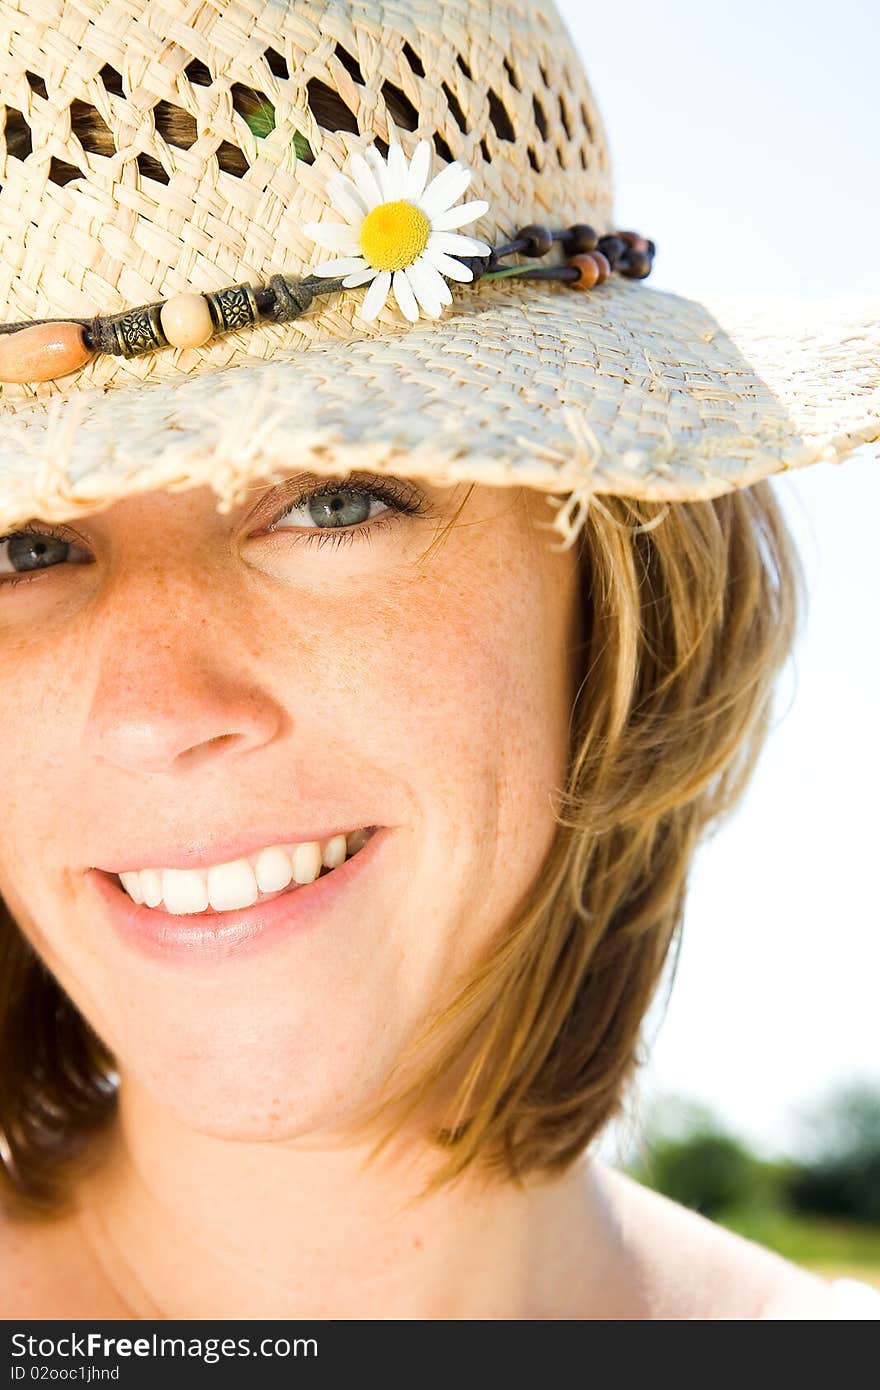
[{"x1": 0, "y1": 472, "x2": 581, "y2": 1141}]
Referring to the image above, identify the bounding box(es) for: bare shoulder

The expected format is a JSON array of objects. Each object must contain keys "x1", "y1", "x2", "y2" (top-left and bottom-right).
[
  {"x1": 592, "y1": 1159, "x2": 838, "y2": 1320},
  {"x1": 0, "y1": 1197, "x2": 126, "y2": 1319}
]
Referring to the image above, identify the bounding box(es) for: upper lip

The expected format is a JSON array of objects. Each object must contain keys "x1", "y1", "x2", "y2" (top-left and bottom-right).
[{"x1": 91, "y1": 824, "x2": 378, "y2": 874}]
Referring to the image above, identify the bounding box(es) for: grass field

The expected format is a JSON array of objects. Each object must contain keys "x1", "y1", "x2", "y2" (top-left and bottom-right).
[{"x1": 717, "y1": 1208, "x2": 880, "y2": 1289}]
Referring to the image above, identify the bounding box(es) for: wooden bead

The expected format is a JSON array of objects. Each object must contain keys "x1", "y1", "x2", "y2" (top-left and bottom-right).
[
  {"x1": 620, "y1": 249, "x2": 653, "y2": 279},
  {"x1": 588, "y1": 250, "x2": 611, "y2": 284},
  {"x1": 517, "y1": 223, "x2": 554, "y2": 256},
  {"x1": 597, "y1": 234, "x2": 626, "y2": 268},
  {"x1": 569, "y1": 254, "x2": 600, "y2": 290},
  {"x1": 0, "y1": 321, "x2": 92, "y2": 383},
  {"x1": 619, "y1": 231, "x2": 651, "y2": 254},
  {"x1": 159, "y1": 292, "x2": 214, "y2": 349},
  {"x1": 566, "y1": 223, "x2": 598, "y2": 254}
]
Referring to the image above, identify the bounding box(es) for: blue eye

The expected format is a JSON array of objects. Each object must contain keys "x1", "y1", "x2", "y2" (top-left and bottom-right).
[
  {"x1": 265, "y1": 479, "x2": 427, "y2": 546},
  {"x1": 0, "y1": 525, "x2": 90, "y2": 586},
  {"x1": 271, "y1": 485, "x2": 387, "y2": 530},
  {"x1": 0, "y1": 477, "x2": 431, "y2": 589}
]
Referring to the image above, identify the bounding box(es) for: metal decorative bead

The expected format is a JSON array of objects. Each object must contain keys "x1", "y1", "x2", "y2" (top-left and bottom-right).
[
  {"x1": 565, "y1": 224, "x2": 599, "y2": 254},
  {"x1": 569, "y1": 254, "x2": 601, "y2": 290},
  {"x1": 516, "y1": 224, "x2": 554, "y2": 256},
  {"x1": 204, "y1": 282, "x2": 260, "y2": 335},
  {"x1": 0, "y1": 321, "x2": 93, "y2": 382},
  {"x1": 106, "y1": 303, "x2": 169, "y2": 358},
  {"x1": 159, "y1": 292, "x2": 215, "y2": 349}
]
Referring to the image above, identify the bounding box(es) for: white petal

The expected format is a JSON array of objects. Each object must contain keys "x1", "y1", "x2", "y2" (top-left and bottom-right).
[
  {"x1": 409, "y1": 255, "x2": 453, "y2": 306},
  {"x1": 418, "y1": 163, "x2": 472, "y2": 217},
  {"x1": 364, "y1": 146, "x2": 395, "y2": 200},
  {"x1": 403, "y1": 260, "x2": 444, "y2": 318},
  {"x1": 302, "y1": 221, "x2": 361, "y2": 252},
  {"x1": 342, "y1": 266, "x2": 380, "y2": 287},
  {"x1": 326, "y1": 174, "x2": 368, "y2": 224},
  {"x1": 349, "y1": 153, "x2": 384, "y2": 209},
  {"x1": 360, "y1": 268, "x2": 392, "y2": 320},
  {"x1": 313, "y1": 256, "x2": 369, "y2": 277},
  {"x1": 386, "y1": 143, "x2": 409, "y2": 200},
  {"x1": 423, "y1": 248, "x2": 475, "y2": 282},
  {"x1": 406, "y1": 139, "x2": 432, "y2": 199},
  {"x1": 392, "y1": 268, "x2": 420, "y2": 322},
  {"x1": 328, "y1": 171, "x2": 368, "y2": 209},
  {"x1": 428, "y1": 230, "x2": 492, "y2": 256},
  {"x1": 429, "y1": 199, "x2": 490, "y2": 231}
]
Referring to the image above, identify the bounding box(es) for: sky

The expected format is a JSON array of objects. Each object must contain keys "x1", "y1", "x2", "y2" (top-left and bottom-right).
[{"x1": 554, "y1": 0, "x2": 880, "y2": 1159}]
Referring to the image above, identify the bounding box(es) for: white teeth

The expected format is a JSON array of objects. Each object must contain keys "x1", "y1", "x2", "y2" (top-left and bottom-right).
[
  {"x1": 206, "y1": 859, "x2": 259, "y2": 912},
  {"x1": 119, "y1": 870, "x2": 145, "y2": 904},
  {"x1": 291, "y1": 841, "x2": 322, "y2": 886},
  {"x1": 115, "y1": 829, "x2": 372, "y2": 915},
  {"x1": 139, "y1": 869, "x2": 164, "y2": 909},
  {"x1": 162, "y1": 866, "x2": 210, "y2": 915},
  {"x1": 253, "y1": 845, "x2": 294, "y2": 894},
  {"x1": 322, "y1": 834, "x2": 347, "y2": 869}
]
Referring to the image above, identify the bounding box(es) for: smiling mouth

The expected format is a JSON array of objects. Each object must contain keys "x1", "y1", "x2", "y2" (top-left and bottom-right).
[
  {"x1": 88, "y1": 824, "x2": 391, "y2": 962},
  {"x1": 107, "y1": 826, "x2": 379, "y2": 916}
]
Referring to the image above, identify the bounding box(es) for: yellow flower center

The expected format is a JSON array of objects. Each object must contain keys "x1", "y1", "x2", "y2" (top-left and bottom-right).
[{"x1": 359, "y1": 200, "x2": 431, "y2": 271}]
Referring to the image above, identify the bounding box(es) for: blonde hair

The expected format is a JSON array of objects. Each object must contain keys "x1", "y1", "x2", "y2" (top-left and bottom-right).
[{"x1": 0, "y1": 478, "x2": 804, "y2": 1220}]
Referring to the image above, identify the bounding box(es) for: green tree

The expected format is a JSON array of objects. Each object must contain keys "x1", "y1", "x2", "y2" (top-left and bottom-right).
[
  {"x1": 626, "y1": 1095, "x2": 781, "y2": 1218},
  {"x1": 784, "y1": 1080, "x2": 880, "y2": 1223}
]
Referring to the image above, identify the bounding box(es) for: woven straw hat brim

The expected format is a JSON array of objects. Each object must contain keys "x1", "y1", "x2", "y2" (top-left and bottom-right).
[{"x1": 0, "y1": 276, "x2": 876, "y2": 546}]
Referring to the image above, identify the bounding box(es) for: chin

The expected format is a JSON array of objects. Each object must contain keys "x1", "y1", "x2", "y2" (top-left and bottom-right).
[
  {"x1": 117, "y1": 1017, "x2": 397, "y2": 1141},
  {"x1": 168, "y1": 1096, "x2": 345, "y2": 1145},
  {"x1": 134, "y1": 1069, "x2": 376, "y2": 1145}
]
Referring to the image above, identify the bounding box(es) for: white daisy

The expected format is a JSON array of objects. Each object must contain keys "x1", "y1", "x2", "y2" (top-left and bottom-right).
[{"x1": 302, "y1": 140, "x2": 492, "y2": 323}]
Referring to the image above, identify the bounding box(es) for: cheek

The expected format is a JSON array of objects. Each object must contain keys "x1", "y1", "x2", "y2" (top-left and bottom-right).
[
  {"x1": 309, "y1": 544, "x2": 572, "y2": 863},
  {"x1": 0, "y1": 627, "x2": 84, "y2": 879},
  {"x1": 0, "y1": 534, "x2": 575, "y2": 1031}
]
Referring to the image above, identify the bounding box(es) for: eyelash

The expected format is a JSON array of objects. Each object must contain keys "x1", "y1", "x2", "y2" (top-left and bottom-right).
[
  {"x1": 265, "y1": 477, "x2": 427, "y2": 546},
  {"x1": 0, "y1": 477, "x2": 427, "y2": 589}
]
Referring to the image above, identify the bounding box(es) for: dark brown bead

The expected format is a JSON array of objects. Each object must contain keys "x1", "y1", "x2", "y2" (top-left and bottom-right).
[
  {"x1": 569, "y1": 253, "x2": 600, "y2": 290},
  {"x1": 457, "y1": 253, "x2": 495, "y2": 280},
  {"x1": 597, "y1": 234, "x2": 626, "y2": 268},
  {"x1": 588, "y1": 250, "x2": 610, "y2": 284},
  {"x1": 618, "y1": 230, "x2": 651, "y2": 253},
  {"x1": 517, "y1": 223, "x2": 554, "y2": 256},
  {"x1": 565, "y1": 223, "x2": 598, "y2": 254},
  {"x1": 619, "y1": 249, "x2": 652, "y2": 279}
]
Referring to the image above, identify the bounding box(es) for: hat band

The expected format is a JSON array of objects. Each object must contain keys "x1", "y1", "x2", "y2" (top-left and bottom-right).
[{"x1": 0, "y1": 223, "x2": 654, "y2": 387}]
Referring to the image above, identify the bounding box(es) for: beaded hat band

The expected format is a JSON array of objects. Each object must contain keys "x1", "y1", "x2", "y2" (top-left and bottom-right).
[
  {"x1": 0, "y1": 0, "x2": 876, "y2": 551},
  {"x1": 0, "y1": 215, "x2": 655, "y2": 382}
]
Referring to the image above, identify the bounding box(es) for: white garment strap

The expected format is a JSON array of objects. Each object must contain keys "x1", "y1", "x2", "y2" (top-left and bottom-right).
[{"x1": 831, "y1": 1278, "x2": 880, "y2": 1319}]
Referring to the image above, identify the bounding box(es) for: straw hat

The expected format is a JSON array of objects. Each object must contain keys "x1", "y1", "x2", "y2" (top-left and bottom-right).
[{"x1": 0, "y1": 0, "x2": 877, "y2": 549}]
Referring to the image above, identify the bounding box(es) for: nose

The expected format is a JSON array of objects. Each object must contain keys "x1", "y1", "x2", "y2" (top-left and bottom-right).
[{"x1": 82, "y1": 586, "x2": 286, "y2": 776}]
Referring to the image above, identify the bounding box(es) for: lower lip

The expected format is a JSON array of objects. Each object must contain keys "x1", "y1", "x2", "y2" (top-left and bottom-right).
[{"x1": 86, "y1": 827, "x2": 389, "y2": 965}]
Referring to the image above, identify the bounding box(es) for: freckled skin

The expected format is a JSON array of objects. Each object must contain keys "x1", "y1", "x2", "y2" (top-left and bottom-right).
[
  {"x1": 0, "y1": 477, "x2": 830, "y2": 1320},
  {"x1": 0, "y1": 476, "x2": 581, "y2": 1148}
]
